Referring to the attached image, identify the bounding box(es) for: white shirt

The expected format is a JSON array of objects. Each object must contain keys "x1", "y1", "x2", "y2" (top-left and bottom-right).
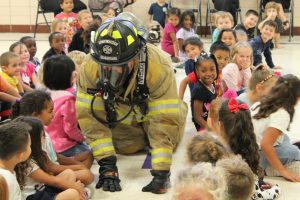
[
  {"x1": 0, "y1": 168, "x2": 21, "y2": 200},
  {"x1": 176, "y1": 27, "x2": 196, "y2": 62},
  {"x1": 22, "y1": 160, "x2": 42, "y2": 199},
  {"x1": 251, "y1": 102, "x2": 290, "y2": 147}
]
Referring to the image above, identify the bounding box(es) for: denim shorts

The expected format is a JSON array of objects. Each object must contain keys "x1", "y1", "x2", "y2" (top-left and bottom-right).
[
  {"x1": 60, "y1": 142, "x2": 90, "y2": 157},
  {"x1": 259, "y1": 134, "x2": 300, "y2": 169}
]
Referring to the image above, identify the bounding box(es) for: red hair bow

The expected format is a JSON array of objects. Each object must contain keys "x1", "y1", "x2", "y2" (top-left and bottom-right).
[{"x1": 228, "y1": 98, "x2": 248, "y2": 113}]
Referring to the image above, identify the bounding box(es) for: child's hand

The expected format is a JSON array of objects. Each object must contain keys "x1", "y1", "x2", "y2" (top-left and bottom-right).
[{"x1": 279, "y1": 169, "x2": 300, "y2": 182}]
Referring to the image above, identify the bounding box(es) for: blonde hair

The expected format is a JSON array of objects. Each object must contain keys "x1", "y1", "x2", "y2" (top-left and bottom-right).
[
  {"x1": 51, "y1": 19, "x2": 66, "y2": 32},
  {"x1": 265, "y1": 2, "x2": 280, "y2": 16},
  {"x1": 216, "y1": 155, "x2": 255, "y2": 200},
  {"x1": 0, "y1": 51, "x2": 19, "y2": 66},
  {"x1": 214, "y1": 11, "x2": 234, "y2": 26},
  {"x1": 77, "y1": 10, "x2": 91, "y2": 21},
  {"x1": 230, "y1": 41, "x2": 253, "y2": 66},
  {"x1": 68, "y1": 50, "x2": 86, "y2": 71},
  {"x1": 172, "y1": 163, "x2": 227, "y2": 200},
  {"x1": 187, "y1": 133, "x2": 229, "y2": 165}
]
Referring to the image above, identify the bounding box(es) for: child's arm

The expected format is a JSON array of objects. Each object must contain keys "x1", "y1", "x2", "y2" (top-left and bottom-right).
[
  {"x1": 21, "y1": 81, "x2": 33, "y2": 92},
  {"x1": 0, "y1": 92, "x2": 20, "y2": 102},
  {"x1": 179, "y1": 77, "x2": 192, "y2": 100},
  {"x1": 61, "y1": 99, "x2": 85, "y2": 142},
  {"x1": 258, "y1": 15, "x2": 275, "y2": 30},
  {"x1": 193, "y1": 100, "x2": 207, "y2": 128},
  {"x1": 263, "y1": 47, "x2": 276, "y2": 69},
  {"x1": 177, "y1": 38, "x2": 184, "y2": 53},
  {"x1": 261, "y1": 127, "x2": 300, "y2": 182},
  {"x1": 169, "y1": 32, "x2": 179, "y2": 59}
]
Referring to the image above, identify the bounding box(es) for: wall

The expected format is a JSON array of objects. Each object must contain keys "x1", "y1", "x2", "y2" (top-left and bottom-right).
[{"x1": 0, "y1": 0, "x2": 299, "y2": 34}]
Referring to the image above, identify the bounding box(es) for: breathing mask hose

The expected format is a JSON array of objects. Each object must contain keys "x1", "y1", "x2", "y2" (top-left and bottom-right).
[{"x1": 90, "y1": 94, "x2": 135, "y2": 127}]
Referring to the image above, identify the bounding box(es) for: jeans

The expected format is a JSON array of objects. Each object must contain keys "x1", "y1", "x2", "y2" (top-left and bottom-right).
[{"x1": 259, "y1": 134, "x2": 300, "y2": 169}]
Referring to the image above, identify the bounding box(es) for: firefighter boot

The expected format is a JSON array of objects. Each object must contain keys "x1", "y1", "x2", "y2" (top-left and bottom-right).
[
  {"x1": 96, "y1": 155, "x2": 122, "y2": 192},
  {"x1": 142, "y1": 170, "x2": 170, "y2": 194}
]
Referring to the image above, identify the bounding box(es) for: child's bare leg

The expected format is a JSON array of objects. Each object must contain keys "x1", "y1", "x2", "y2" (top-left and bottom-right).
[
  {"x1": 74, "y1": 169, "x2": 94, "y2": 185},
  {"x1": 274, "y1": 33, "x2": 283, "y2": 48},
  {"x1": 74, "y1": 151, "x2": 94, "y2": 169},
  {"x1": 276, "y1": 2, "x2": 289, "y2": 30},
  {"x1": 55, "y1": 189, "x2": 80, "y2": 200},
  {"x1": 57, "y1": 169, "x2": 77, "y2": 182}
]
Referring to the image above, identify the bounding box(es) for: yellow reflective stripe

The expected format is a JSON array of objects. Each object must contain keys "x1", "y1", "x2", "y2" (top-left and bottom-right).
[
  {"x1": 152, "y1": 148, "x2": 172, "y2": 155},
  {"x1": 90, "y1": 138, "x2": 115, "y2": 157},
  {"x1": 133, "y1": 26, "x2": 137, "y2": 36},
  {"x1": 100, "y1": 29, "x2": 108, "y2": 37},
  {"x1": 151, "y1": 148, "x2": 172, "y2": 164},
  {"x1": 149, "y1": 99, "x2": 179, "y2": 107},
  {"x1": 152, "y1": 157, "x2": 172, "y2": 164},
  {"x1": 112, "y1": 30, "x2": 122, "y2": 39},
  {"x1": 93, "y1": 146, "x2": 115, "y2": 157},
  {"x1": 76, "y1": 92, "x2": 104, "y2": 111},
  {"x1": 127, "y1": 35, "x2": 134, "y2": 46},
  {"x1": 90, "y1": 138, "x2": 112, "y2": 148}
]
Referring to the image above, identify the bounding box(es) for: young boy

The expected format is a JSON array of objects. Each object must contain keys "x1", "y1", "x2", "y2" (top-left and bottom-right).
[
  {"x1": 0, "y1": 121, "x2": 31, "y2": 200},
  {"x1": 250, "y1": 20, "x2": 280, "y2": 69},
  {"x1": 212, "y1": 11, "x2": 234, "y2": 43},
  {"x1": 148, "y1": 0, "x2": 168, "y2": 28},
  {"x1": 42, "y1": 32, "x2": 66, "y2": 61},
  {"x1": 179, "y1": 41, "x2": 230, "y2": 100},
  {"x1": 55, "y1": 0, "x2": 81, "y2": 45},
  {"x1": 68, "y1": 10, "x2": 93, "y2": 53},
  {"x1": 234, "y1": 9, "x2": 259, "y2": 40},
  {"x1": 0, "y1": 52, "x2": 24, "y2": 93}
]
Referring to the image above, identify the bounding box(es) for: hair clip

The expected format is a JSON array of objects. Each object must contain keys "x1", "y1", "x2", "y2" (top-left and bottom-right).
[
  {"x1": 259, "y1": 74, "x2": 274, "y2": 84},
  {"x1": 228, "y1": 98, "x2": 248, "y2": 113}
]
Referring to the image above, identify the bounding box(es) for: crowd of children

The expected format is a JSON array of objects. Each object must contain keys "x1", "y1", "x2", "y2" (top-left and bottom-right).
[{"x1": 0, "y1": 0, "x2": 299, "y2": 199}]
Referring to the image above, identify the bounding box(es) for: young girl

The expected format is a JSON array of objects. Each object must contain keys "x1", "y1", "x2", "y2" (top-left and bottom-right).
[
  {"x1": 55, "y1": 0, "x2": 80, "y2": 45},
  {"x1": 161, "y1": 7, "x2": 181, "y2": 62},
  {"x1": 216, "y1": 29, "x2": 237, "y2": 49},
  {"x1": 258, "y1": 2, "x2": 286, "y2": 48},
  {"x1": 42, "y1": 55, "x2": 93, "y2": 167},
  {"x1": 176, "y1": 10, "x2": 196, "y2": 62},
  {"x1": 191, "y1": 55, "x2": 218, "y2": 131},
  {"x1": 251, "y1": 74, "x2": 300, "y2": 182},
  {"x1": 218, "y1": 98, "x2": 281, "y2": 199},
  {"x1": 237, "y1": 65, "x2": 279, "y2": 107},
  {"x1": 222, "y1": 41, "x2": 252, "y2": 94},
  {"x1": 20, "y1": 36, "x2": 41, "y2": 72},
  {"x1": 9, "y1": 42, "x2": 40, "y2": 90},
  {"x1": 0, "y1": 121, "x2": 31, "y2": 200},
  {"x1": 178, "y1": 36, "x2": 204, "y2": 96},
  {"x1": 12, "y1": 90, "x2": 93, "y2": 169},
  {"x1": 14, "y1": 116, "x2": 90, "y2": 200},
  {"x1": 51, "y1": 19, "x2": 68, "y2": 53}
]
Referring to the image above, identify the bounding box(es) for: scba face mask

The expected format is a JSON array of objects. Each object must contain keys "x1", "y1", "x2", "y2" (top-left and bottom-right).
[{"x1": 100, "y1": 64, "x2": 130, "y2": 93}]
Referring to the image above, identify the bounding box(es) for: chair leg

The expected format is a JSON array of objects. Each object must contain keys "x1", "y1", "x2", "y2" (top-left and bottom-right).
[
  {"x1": 205, "y1": 6, "x2": 209, "y2": 37},
  {"x1": 42, "y1": 12, "x2": 51, "y2": 32},
  {"x1": 34, "y1": 6, "x2": 40, "y2": 38},
  {"x1": 209, "y1": 10, "x2": 213, "y2": 42}
]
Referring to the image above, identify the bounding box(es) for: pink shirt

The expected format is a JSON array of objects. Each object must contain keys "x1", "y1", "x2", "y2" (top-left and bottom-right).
[
  {"x1": 45, "y1": 90, "x2": 84, "y2": 153},
  {"x1": 161, "y1": 22, "x2": 180, "y2": 56},
  {"x1": 20, "y1": 63, "x2": 35, "y2": 85},
  {"x1": 222, "y1": 63, "x2": 251, "y2": 91},
  {"x1": 55, "y1": 12, "x2": 81, "y2": 44}
]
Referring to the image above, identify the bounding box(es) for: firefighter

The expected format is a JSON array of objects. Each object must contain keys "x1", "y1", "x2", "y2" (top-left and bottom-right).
[{"x1": 76, "y1": 14, "x2": 187, "y2": 194}]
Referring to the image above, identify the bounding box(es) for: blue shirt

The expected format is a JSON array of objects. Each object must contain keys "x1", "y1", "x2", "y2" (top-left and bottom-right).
[
  {"x1": 249, "y1": 35, "x2": 274, "y2": 68},
  {"x1": 148, "y1": 3, "x2": 168, "y2": 28}
]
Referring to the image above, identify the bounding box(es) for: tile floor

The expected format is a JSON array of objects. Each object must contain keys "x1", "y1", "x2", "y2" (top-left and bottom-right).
[{"x1": 1, "y1": 33, "x2": 300, "y2": 199}]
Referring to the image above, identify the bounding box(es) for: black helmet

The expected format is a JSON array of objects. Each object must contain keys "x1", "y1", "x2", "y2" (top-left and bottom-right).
[{"x1": 91, "y1": 18, "x2": 145, "y2": 66}]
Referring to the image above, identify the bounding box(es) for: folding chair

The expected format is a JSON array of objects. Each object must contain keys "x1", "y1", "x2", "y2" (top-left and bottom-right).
[
  {"x1": 34, "y1": 0, "x2": 53, "y2": 38},
  {"x1": 259, "y1": 0, "x2": 294, "y2": 42},
  {"x1": 205, "y1": 0, "x2": 242, "y2": 40}
]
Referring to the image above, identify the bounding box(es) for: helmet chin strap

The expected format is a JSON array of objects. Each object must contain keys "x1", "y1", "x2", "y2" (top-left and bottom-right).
[{"x1": 91, "y1": 45, "x2": 149, "y2": 128}]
